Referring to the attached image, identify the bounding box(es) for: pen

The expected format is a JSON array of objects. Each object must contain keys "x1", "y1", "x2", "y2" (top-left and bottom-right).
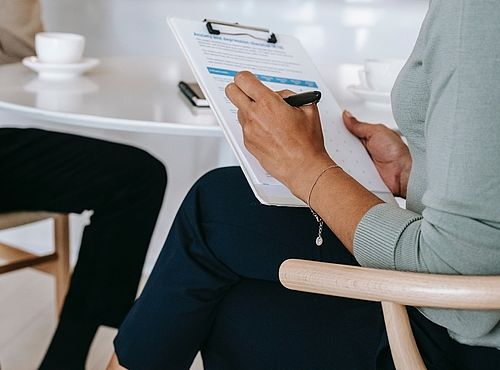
[
  {"x1": 283, "y1": 90, "x2": 322, "y2": 107},
  {"x1": 178, "y1": 81, "x2": 201, "y2": 104}
]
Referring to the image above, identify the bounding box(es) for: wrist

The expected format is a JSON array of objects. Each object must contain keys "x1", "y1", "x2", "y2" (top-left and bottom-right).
[{"x1": 288, "y1": 154, "x2": 336, "y2": 202}]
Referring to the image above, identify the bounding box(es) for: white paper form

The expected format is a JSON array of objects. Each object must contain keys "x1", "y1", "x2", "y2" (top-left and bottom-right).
[{"x1": 169, "y1": 18, "x2": 392, "y2": 206}]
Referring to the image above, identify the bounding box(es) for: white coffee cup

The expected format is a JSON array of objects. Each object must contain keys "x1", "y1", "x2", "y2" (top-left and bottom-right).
[
  {"x1": 360, "y1": 58, "x2": 405, "y2": 93},
  {"x1": 35, "y1": 32, "x2": 85, "y2": 64}
]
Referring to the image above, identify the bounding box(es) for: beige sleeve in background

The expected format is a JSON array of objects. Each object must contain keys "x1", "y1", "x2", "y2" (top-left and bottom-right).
[{"x1": 0, "y1": 0, "x2": 43, "y2": 64}]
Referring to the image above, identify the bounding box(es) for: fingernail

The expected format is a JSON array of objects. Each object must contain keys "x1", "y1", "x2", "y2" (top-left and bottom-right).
[{"x1": 343, "y1": 110, "x2": 353, "y2": 118}]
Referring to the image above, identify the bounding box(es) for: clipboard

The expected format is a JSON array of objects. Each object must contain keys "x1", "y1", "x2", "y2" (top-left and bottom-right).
[
  {"x1": 169, "y1": 17, "x2": 394, "y2": 206},
  {"x1": 204, "y1": 19, "x2": 278, "y2": 44}
]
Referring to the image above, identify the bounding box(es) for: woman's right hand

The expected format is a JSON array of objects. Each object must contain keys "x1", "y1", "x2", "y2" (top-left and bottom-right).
[{"x1": 343, "y1": 111, "x2": 412, "y2": 198}]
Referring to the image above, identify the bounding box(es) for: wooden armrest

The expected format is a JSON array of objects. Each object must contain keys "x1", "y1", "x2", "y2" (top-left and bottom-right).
[{"x1": 279, "y1": 259, "x2": 500, "y2": 309}]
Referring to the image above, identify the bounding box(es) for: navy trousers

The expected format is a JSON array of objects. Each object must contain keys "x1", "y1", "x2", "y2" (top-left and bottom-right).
[
  {"x1": 0, "y1": 128, "x2": 167, "y2": 368},
  {"x1": 115, "y1": 167, "x2": 500, "y2": 370}
]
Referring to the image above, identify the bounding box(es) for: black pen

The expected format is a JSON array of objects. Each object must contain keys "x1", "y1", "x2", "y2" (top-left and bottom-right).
[{"x1": 283, "y1": 90, "x2": 322, "y2": 107}]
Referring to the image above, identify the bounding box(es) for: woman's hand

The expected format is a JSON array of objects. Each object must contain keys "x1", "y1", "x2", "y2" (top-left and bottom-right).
[
  {"x1": 343, "y1": 112, "x2": 412, "y2": 198},
  {"x1": 225, "y1": 71, "x2": 335, "y2": 201}
]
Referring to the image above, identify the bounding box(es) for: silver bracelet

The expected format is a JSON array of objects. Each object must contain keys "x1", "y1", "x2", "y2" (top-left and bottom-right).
[{"x1": 307, "y1": 164, "x2": 342, "y2": 246}]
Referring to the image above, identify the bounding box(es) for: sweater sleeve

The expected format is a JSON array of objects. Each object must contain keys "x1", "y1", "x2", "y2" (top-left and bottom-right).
[{"x1": 353, "y1": 0, "x2": 500, "y2": 341}]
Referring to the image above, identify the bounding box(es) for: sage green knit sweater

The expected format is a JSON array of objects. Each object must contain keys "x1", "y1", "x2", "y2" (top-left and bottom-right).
[{"x1": 353, "y1": 0, "x2": 500, "y2": 349}]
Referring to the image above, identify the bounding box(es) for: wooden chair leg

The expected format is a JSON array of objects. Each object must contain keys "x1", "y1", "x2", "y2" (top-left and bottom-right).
[
  {"x1": 381, "y1": 301, "x2": 427, "y2": 370},
  {"x1": 53, "y1": 214, "x2": 71, "y2": 315}
]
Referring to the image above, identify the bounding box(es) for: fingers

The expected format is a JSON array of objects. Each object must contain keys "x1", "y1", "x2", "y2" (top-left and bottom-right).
[
  {"x1": 225, "y1": 82, "x2": 252, "y2": 110},
  {"x1": 276, "y1": 89, "x2": 296, "y2": 99},
  {"x1": 342, "y1": 110, "x2": 375, "y2": 140},
  {"x1": 277, "y1": 88, "x2": 320, "y2": 119},
  {"x1": 234, "y1": 71, "x2": 276, "y2": 102}
]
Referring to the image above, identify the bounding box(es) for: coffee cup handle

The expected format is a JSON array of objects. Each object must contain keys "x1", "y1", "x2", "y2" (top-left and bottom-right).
[{"x1": 358, "y1": 69, "x2": 369, "y2": 88}]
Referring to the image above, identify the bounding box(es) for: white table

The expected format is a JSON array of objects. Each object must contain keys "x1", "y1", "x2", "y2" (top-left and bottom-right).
[
  {"x1": 0, "y1": 57, "x2": 221, "y2": 136},
  {"x1": 0, "y1": 57, "x2": 397, "y2": 135}
]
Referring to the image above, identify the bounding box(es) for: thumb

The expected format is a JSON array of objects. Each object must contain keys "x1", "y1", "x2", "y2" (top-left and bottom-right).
[
  {"x1": 342, "y1": 110, "x2": 374, "y2": 140},
  {"x1": 302, "y1": 101, "x2": 320, "y2": 120},
  {"x1": 275, "y1": 89, "x2": 296, "y2": 99}
]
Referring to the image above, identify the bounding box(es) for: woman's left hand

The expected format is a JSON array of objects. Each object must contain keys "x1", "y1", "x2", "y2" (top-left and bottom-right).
[{"x1": 225, "y1": 71, "x2": 335, "y2": 201}]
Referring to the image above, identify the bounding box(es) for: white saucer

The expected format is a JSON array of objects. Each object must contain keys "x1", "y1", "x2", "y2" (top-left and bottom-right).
[
  {"x1": 22, "y1": 56, "x2": 100, "y2": 80},
  {"x1": 347, "y1": 84, "x2": 391, "y2": 106}
]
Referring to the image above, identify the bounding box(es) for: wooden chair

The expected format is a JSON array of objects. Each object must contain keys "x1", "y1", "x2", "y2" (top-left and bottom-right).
[
  {"x1": 0, "y1": 212, "x2": 71, "y2": 314},
  {"x1": 279, "y1": 259, "x2": 500, "y2": 370}
]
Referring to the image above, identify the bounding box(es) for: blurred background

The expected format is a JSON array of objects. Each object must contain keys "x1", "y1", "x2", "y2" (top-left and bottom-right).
[{"x1": 42, "y1": 0, "x2": 427, "y2": 66}]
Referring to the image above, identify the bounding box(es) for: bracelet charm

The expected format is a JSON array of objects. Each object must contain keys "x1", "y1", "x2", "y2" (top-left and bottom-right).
[{"x1": 307, "y1": 164, "x2": 342, "y2": 247}]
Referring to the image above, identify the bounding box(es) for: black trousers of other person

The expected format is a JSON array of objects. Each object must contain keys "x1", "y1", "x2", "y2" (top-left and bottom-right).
[
  {"x1": 0, "y1": 128, "x2": 166, "y2": 368},
  {"x1": 115, "y1": 167, "x2": 500, "y2": 370}
]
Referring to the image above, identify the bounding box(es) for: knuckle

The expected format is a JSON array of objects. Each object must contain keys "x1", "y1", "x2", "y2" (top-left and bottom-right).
[
  {"x1": 242, "y1": 133, "x2": 253, "y2": 150},
  {"x1": 247, "y1": 108, "x2": 259, "y2": 120},
  {"x1": 241, "y1": 120, "x2": 250, "y2": 134},
  {"x1": 304, "y1": 105, "x2": 319, "y2": 118},
  {"x1": 237, "y1": 110, "x2": 248, "y2": 124},
  {"x1": 276, "y1": 89, "x2": 292, "y2": 96},
  {"x1": 259, "y1": 96, "x2": 276, "y2": 110}
]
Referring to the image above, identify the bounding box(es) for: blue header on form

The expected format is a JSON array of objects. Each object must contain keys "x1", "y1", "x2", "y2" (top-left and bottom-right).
[{"x1": 207, "y1": 67, "x2": 318, "y2": 88}]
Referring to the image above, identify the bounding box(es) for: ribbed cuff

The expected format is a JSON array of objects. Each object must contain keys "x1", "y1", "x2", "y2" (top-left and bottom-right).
[{"x1": 353, "y1": 203, "x2": 423, "y2": 270}]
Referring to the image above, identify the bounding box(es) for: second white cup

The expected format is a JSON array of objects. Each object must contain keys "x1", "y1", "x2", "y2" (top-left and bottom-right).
[
  {"x1": 35, "y1": 32, "x2": 85, "y2": 64},
  {"x1": 362, "y1": 58, "x2": 405, "y2": 93}
]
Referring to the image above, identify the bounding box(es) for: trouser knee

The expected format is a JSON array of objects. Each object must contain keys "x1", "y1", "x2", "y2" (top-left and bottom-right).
[{"x1": 118, "y1": 147, "x2": 168, "y2": 202}]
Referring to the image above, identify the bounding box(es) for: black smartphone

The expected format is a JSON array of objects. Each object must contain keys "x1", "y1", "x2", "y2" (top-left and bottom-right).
[{"x1": 178, "y1": 81, "x2": 210, "y2": 108}]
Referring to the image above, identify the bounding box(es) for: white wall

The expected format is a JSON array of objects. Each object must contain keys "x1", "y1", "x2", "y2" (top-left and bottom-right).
[
  {"x1": 0, "y1": 0, "x2": 429, "y2": 274},
  {"x1": 41, "y1": 0, "x2": 428, "y2": 62}
]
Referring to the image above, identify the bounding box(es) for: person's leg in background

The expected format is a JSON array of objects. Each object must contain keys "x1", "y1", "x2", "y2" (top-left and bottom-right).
[
  {"x1": 0, "y1": 128, "x2": 167, "y2": 369},
  {"x1": 112, "y1": 166, "x2": 386, "y2": 370}
]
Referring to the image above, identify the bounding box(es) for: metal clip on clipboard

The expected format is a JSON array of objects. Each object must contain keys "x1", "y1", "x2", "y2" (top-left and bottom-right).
[{"x1": 204, "y1": 19, "x2": 278, "y2": 44}]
